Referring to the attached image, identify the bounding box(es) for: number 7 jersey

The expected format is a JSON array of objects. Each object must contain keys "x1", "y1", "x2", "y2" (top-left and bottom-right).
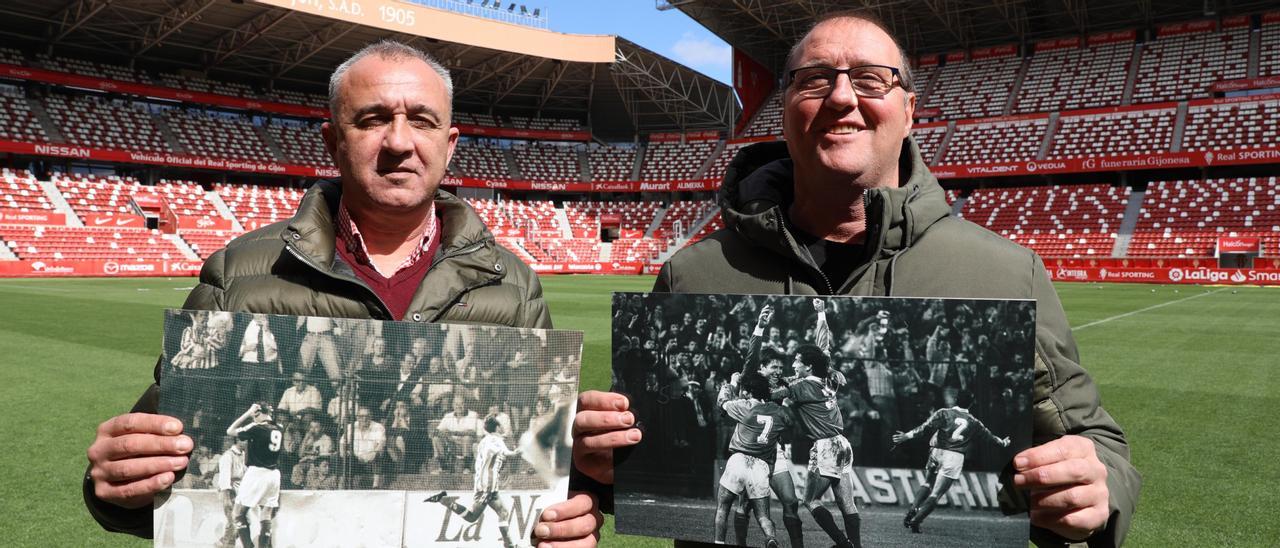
[{"x1": 722, "y1": 399, "x2": 793, "y2": 465}]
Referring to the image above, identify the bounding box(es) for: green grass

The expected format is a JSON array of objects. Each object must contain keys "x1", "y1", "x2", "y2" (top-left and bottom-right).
[{"x1": 0, "y1": 277, "x2": 1276, "y2": 546}]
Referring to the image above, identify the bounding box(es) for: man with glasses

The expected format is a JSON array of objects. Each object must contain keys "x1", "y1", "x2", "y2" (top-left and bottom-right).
[{"x1": 574, "y1": 10, "x2": 1140, "y2": 547}]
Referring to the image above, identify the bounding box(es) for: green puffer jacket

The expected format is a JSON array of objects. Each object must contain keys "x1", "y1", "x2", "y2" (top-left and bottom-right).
[
  {"x1": 84, "y1": 180, "x2": 551, "y2": 537},
  {"x1": 659, "y1": 139, "x2": 1140, "y2": 548}
]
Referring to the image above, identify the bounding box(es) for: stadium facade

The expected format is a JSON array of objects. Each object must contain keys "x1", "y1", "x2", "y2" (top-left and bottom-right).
[{"x1": 0, "y1": 1, "x2": 1278, "y2": 283}]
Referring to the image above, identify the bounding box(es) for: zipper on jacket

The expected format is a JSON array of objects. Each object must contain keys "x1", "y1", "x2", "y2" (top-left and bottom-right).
[
  {"x1": 284, "y1": 242, "x2": 394, "y2": 320},
  {"x1": 778, "y1": 219, "x2": 834, "y2": 294}
]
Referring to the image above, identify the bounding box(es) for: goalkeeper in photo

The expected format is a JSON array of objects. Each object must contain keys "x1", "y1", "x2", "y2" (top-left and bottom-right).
[
  {"x1": 424, "y1": 414, "x2": 527, "y2": 548},
  {"x1": 893, "y1": 389, "x2": 1012, "y2": 535}
]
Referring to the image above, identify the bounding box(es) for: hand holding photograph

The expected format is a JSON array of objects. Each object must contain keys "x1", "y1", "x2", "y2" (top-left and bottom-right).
[
  {"x1": 154, "y1": 310, "x2": 582, "y2": 548},
  {"x1": 611, "y1": 292, "x2": 1035, "y2": 548}
]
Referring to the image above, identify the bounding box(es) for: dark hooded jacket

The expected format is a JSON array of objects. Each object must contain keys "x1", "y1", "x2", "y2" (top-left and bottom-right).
[
  {"x1": 84, "y1": 180, "x2": 551, "y2": 537},
  {"x1": 661, "y1": 138, "x2": 1139, "y2": 548}
]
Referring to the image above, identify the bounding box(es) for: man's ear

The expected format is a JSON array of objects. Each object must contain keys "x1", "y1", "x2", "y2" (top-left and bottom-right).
[
  {"x1": 445, "y1": 126, "x2": 460, "y2": 168},
  {"x1": 903, "y1": 92, "x2": 916, "y2": 135},
  {"x1": 321, "y1": 120, "x2": 339, "y2": 161}
]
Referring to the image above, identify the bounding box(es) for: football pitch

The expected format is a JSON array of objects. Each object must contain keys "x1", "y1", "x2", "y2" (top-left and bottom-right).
[{"x1": 0, "y1": 276, "x2": 1277, "y2": 547}]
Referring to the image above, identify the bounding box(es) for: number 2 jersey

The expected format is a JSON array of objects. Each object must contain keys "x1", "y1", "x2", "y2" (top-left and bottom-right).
[
  {"x1": 722, "y1": 398, "x2": 793, "y2": 465},
  {"x1": 915, "y1": 407, "x2": 995, "y2": 455},
  {"x1": 237, "y1": 422, "x2": 283, "y2": 469}
]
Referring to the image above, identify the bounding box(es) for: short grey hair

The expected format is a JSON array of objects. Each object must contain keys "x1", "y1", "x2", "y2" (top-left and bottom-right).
[
  {"x1": 783, "y1": 10, "x2": 915, "y2": 93},
  {"x1": 328, "y1": 39, "x2": 454, "y2": 118}
]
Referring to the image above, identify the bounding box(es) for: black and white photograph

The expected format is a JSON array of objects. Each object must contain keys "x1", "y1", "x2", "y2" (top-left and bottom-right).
[
  {"x1": 154, "y1": 309, "x2": 582, "y2": 548},
  {"x1": 611, "y1": 292, "x2": 1036, "y2": 547}
]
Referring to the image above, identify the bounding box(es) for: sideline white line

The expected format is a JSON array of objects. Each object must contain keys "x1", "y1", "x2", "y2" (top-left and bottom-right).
[{"x1": 1072, "y1": 287, "x2": 1228, "y2": 331}]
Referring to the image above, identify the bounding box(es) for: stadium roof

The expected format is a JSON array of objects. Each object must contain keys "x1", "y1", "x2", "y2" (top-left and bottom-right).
[
  {"x1": 0, "y1": 0, "x2": 736, "y2": 137},
  {"x1": 667, "y1": 0, "x2": 1280, "y2": 72}
]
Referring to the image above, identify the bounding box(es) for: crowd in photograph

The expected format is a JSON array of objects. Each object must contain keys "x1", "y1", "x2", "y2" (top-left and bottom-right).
[
  {"x1": 612, "y1": 294, "x2": 1035, "y2": 482},
  {"x1": 162, "y1": 311, "x2": 578, "y2": 491}
]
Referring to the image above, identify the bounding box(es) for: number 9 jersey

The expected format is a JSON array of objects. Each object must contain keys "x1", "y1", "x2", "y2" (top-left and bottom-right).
[{"x1": 237, "y1": 422, "x2": 284, "y2": 470}]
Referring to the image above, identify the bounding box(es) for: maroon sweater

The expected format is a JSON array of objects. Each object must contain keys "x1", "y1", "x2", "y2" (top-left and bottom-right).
[{"x1": 334, "y1": 226, "x2": 441, "y2": 320}]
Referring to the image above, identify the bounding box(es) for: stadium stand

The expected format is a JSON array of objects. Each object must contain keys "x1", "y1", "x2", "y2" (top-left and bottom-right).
[
  {"x1": 609, "y1": 237, "x2": 665, "y2": 262},
  {"x1": 453, "y1": 112, "x2": 501, "y2": 127},
  {"x1": 912, "y1": 124, "x2": 948, "y2": 164},
  {"x1": 1, "y1": 169, "x2": 53, "y2": 212},
  {"x1": 1261, "y1": 22, "x2": 1280, "y2": 77},
  {"x1": 266, "y1": 120, "x2": 332, "y2": 167},
  {"x1": 159, "y1": 72, "x2": 257, "y2": 99},
  {"x1": 0, "y1": 86, "x2": 48, "y2": 143},
  {"x1": 510, "y1": 142, "x2": 582, "y2": 182},
  {"x1": 653, "y1": 200, "x2": 715, "y2": 242},
  {"x1": 0, "y1": 225, "x2": 182, "y2": 261},
  {"x1": 639, "y1": 140, "x2": 717, "y2": 180},
  {"x1": 1181, "y1": 97, "x2": 1280, "y2": 152},
  {"x1": 154, "y1": 180, "x2": 218, "y2": 222},
  {"x1": 939, "y1": 118, "x2": 1048, "y2": 165},
  {"x1": 740, "y1": 91, "x2": 782, "y2": 137},
  {"x1": 563, "y1": 200, "x2": 662, "y2": 235},
  {"x1": 529, "y1": 237, "x2": 599, "y2": 262},
  {"x1": 943, "y1": 189, "x2": 960, "y2": 205},
  {"x1": 921, "y1": 55, "x2": 1022, "y2": 119},
  {"x1": 466, "y1": 198, "x2": 561, "y2": 233},
  {"x1": 1131, "y1": 26, "x2": 1249, "y2": 104},
  {"x1": 587, "y1": 144, "x2": 638, "y2": 181},
  {"x1": 180, "y1": 229, "x2": 239, "y2": 260},
  {"x1": 215, "y1": 183, "x2": 304, "y2": 229},
  {"x1": 35, "y1": 53, "x2": 147, "y2": 83},
  {"x1": 165, "y1": 110, "x2": 277, "y2": 162},
  {"x1": 508, "y1": 116, "x2": 583, "y2": 131},
  {"x1": 266, "y1": 89, "x2": 327, "y2": 109},
  {"x1": 0, "y1": 46, "x2": 23, "y2": 65},
  {"x1": 1014, "y1": 41, "x2": 1131, "y2": 113},
  {"x1": 704, "y1": 141, "x2": 750, "y2": 181},
  {"x1": 449, "y1": 140, "x2": 510, "y2": 178},
  {"x1": 1048, "y1": 107, "x2": 1176, "y2": 159},
  {"x1": 961, "y1": 184, "x2": 1127, "y2": 257},
  {"x1": 44, "y1": 93, "x2": 169, "y2": 153},
  {"x1": 1129, "y1": 177, "x2": 1280, "y2": 257},
  {"x1": 53, "y1": 174, "x2": 143, "y2": 218}
]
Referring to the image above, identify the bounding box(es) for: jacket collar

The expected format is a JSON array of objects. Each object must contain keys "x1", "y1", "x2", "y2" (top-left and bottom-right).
[
  {"x1": 717, "y1": 136, "x2": 951, "y2": 290},
  {"x1": 282, "y1": 180, "x2": 506, "y2": 320}
]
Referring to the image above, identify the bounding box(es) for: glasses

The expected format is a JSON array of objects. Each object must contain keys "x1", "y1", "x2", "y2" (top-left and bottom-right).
[{"x1": 787, "y1": 65, "x2": 905, "y2": 99}]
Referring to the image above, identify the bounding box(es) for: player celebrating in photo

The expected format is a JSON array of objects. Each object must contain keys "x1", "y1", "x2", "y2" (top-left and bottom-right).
[
  {"x1": 424, "y1": 414, "x2": 526, "y2": 548},
  {"x1": 892, "y1": 390, "x2": 1012, "y2": 534},
  {"x1": 225, "y1": 403, "x2": 283, "y2": 548},
  {"x1": 768, "y1": 297, "x2": 864, "y2": 548},
  {"x1": 726, "y1": 303, "x2": 806, "y2": 548},
  {"x1": 715, "y1": 372, "x2": 792, "y2": 547}
]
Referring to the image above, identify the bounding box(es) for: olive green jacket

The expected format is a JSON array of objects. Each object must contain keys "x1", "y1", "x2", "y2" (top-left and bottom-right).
[
  {"x1": 84, "y1": 180, "x2": 551, "y2": 537},
  {"x1": 660, "y1": 139, "x2": 1140, "y2": 548}
]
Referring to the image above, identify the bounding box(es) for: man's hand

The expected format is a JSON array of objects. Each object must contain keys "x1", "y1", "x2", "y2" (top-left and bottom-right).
[
  {"x1": 572, "y1": 391, "x2": 641, "y2": 484},
  {"x1": 997, "y1": 436, "x2": 1012, "y2": 448},
  {"x1": 891, "y1": 431, "x2": 909, "y2": 445},
  {"x1": 87, "y1": 413, "x2": 192, "y2": 509},
  {"x1": 1014, "y1": 435, "x2": 1109, "y2": 542},
  {"x1": 755, "y1": 305, "x2": 774, "y2": 331},
  {"x1": 533, "y1": 492, "x2": 603, "y2": 548}
]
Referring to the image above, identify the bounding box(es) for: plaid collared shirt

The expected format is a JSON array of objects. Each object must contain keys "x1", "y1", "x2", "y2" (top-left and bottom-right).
[{"x1": 335, "y1": 199, "x2": 437, "y2": 278}]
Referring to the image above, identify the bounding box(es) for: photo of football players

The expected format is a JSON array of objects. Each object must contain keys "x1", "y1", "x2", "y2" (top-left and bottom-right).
[
  {"x1": 155, "y1": 310, "x2": 584, "y2": 547},
  {"x1": 893, "y1": 389, "x2": 1012, "y2": 534},
  {"x1": 612, "y1": 293, "x2": 1036, "y2": 547},
  {"x1": 225, "y1": 402, "x2": 283, "y2": 548},
  {"x1": 423, "y1": 414, "x2": 527, "y2": 548},
  {"x1": 714, "y1": 371, "x2": 792, "y2": 547}
]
